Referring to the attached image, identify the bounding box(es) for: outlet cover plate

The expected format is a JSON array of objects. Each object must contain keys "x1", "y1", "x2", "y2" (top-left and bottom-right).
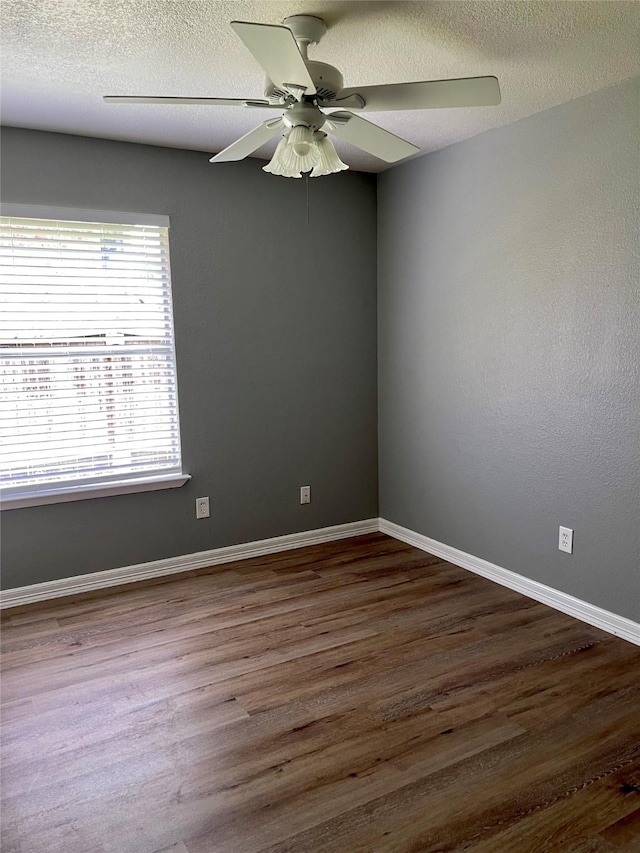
[
  {"x1": 196, "y1": 497, "x2": 210, "y2": 519},
  {"x1": 559, "y1": 526, "x2": 573, "y2": 554}
]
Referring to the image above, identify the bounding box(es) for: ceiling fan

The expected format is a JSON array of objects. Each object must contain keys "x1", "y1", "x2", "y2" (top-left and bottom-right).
[{"x1": 104, "y1": 15, "x2": 501, "y2": 177}]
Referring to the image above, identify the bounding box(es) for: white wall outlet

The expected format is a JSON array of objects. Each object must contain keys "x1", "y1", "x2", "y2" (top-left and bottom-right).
[
  {"x1": 300, "y1": 485, "x2": 311, "y2": 505},
  {"x1": 559, "y1": 526, "x2": 573, "y2": 554},
  {"x1": 196, "y1": 496, "x2": 210, "y2": 519}
]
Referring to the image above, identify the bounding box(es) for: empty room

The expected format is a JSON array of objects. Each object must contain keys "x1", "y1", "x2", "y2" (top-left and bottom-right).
[{"x1": 1, "y1": 1, "x2": 639, "y2": 851}]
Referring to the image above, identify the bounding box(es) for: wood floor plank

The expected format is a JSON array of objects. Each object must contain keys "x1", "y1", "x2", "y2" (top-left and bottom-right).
[
  {"x1": 240, "y1": 691, "x2": 639, "y2": 853},
  {"x1": 601, "y1": 808, "x2": 640, "y2": 846},
  {"x1": 1, "y1": 533, "x2": 638, "y2": 853},
  {"x1": 462, "y1": 766, "x2": 640, "y2": 853}
]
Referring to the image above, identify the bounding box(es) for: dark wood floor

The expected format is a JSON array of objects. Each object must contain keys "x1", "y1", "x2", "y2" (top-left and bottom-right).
[{"x1": 1, "y1": 533, "x2": 639, "y2": 853}]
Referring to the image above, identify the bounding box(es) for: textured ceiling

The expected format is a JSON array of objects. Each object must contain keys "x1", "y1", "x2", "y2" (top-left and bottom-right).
[{"x1": 2, "y1": 1, "x2": 639, "y2": 172}]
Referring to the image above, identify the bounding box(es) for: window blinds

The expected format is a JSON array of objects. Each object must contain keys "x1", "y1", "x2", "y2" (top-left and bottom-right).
[{"x1": 0, "y1": 212, "x2": 183, "y2": 502}]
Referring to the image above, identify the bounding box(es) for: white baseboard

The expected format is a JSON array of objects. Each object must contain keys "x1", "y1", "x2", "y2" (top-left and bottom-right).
[
  {"x1": 0, "y1": 518, "x2": 379, "y2": 609},
  {"x1": 379, "y1": 518, "x2": 639, "y2": 647},
  {"x1": 4, "y1": 516, "x2": 637, "y2": 648}
]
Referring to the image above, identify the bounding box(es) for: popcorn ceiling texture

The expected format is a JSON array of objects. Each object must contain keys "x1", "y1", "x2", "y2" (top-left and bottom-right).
[{"x1": 1, "y1": 1, "x2": 639, "y2": 172}]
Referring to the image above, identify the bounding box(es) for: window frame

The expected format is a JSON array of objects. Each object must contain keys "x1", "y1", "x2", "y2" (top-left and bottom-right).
[{"x1": 0, "y1": 203, "x2": 190, "y2": 511}]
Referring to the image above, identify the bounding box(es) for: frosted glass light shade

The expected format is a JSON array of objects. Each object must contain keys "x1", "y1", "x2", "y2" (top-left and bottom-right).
[
  {"x1": 263, "y1": 132, "x2": 319, "y2": 177},
  {"x1": 262, "y1": 129, "x2": 348, "y2": 178},
  {"x1": 310, "y1": 135, "x2": 349, "y2": 177},
  {"x1": 288, "y1": 125, "x2": 314, "y2": 157},
  {"x1": 263, "y1": 138, "x2": 301, "y2": 177}
]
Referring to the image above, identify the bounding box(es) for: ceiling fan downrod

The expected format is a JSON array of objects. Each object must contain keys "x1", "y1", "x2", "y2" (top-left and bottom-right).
[{"x1": 282, "y1": 15, "x2": 327, "y2": 59}]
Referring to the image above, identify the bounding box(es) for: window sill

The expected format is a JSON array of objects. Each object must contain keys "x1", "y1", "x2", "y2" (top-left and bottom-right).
[{"x1": 0, "y1": 473, "x2": 191, "y2": 511}]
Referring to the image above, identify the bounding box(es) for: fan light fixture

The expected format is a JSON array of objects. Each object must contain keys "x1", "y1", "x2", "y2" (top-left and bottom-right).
[
  {"x1": 105, "y1": 14, "x2": 501, "y2": 177},
  {"x1": 263, "y1": 129, "x2": 348, "y2": 178}
]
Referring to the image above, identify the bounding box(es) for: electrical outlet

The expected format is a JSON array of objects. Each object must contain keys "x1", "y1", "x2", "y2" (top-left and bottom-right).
[
  {"x1": 559, "y1": 526, "x2": 573, "y2": 554},
  {"x1": 196, "y1": 496, "x2": 210, "y2": 519},
  {"x1": 300, "y1": 485, "x2": 311, "y2": 505}
]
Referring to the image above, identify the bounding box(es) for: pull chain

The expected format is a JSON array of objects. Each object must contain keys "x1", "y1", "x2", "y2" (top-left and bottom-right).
[{"x1": 305, "y1": 171, "x2": 310, "y2": 225}]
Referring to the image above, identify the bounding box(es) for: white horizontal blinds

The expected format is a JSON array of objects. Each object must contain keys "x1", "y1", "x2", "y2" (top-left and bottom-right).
[{"x1": 0, "y1": 215, "x2": 182, "y2": 495}]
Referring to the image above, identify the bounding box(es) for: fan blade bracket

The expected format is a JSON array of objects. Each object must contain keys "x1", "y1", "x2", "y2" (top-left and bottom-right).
[
  {"x1": 323, "y1": 113, "x2": 349, "y2": 127},
  {"x1": 319, "y1": 94, "x2": 365, "y2": 110},
  {"x1": 282, "y1": 83, "x2": 308, "y2": 101}
]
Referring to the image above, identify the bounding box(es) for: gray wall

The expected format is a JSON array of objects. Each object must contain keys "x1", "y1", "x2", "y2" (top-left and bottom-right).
[
  {"x1": 1, "y1": 127, "x2": 378, "y2": 588},
  {"x1": 378, "y1": 77, "x2": 639, "y2": 622}
]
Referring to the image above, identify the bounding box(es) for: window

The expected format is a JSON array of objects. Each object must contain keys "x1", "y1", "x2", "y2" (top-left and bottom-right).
[{"x1": 0, "y1": 205, "x2": 189, "y2": 509}]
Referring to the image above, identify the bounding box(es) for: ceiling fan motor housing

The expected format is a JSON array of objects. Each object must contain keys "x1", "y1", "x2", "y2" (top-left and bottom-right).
[{"x1": 264, "y1": 61, "x2": 344, "y2": 103}]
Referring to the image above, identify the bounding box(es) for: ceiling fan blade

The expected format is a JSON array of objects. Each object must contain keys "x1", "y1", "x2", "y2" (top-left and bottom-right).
[
  {"x1": 104, "y1": 96, "x2": 273, "y2": 107},
  {"x1": 209, "y1": 117, "x2": 284, "y2": 163},
  {"x1": 231, "y1": 21, "x2": 316, "y2": 96},
  {"x1": 324, "y1": 112, "x2": 419, "y2": 163},
  {"x1": 337, "y1": 76, "x2": 501, "y2": 112}
]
